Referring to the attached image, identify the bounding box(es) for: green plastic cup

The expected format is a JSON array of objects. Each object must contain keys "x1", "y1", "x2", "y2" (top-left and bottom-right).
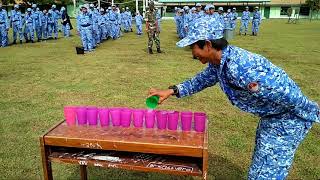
[{"x1": 146, "y1": 96, "x2": 160, "y2": 109}]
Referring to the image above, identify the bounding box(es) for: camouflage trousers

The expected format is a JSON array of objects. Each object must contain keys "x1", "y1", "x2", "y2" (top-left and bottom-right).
[
  {"x1": 248, "y1": 113, "x2": 313, "y2": 180},
  {"x1": 147, "y1": 30, "x2": 160, "y2": 49}
]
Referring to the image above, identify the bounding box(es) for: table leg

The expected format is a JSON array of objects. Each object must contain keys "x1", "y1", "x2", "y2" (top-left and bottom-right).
[
  {"x1": 80, "y1": 165, "x2": 88, "y2": 180},
  {"x1": 40, "y1": 137, "x2": 53, "y2": 180},
  {"x1": 202, "y1": 149, "x2": 208, "y2": 180}
]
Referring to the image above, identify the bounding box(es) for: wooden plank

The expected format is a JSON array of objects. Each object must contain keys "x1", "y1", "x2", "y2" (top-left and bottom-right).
[
  {"x1": 40, "y1": 136, "x2": 53, "y2": 180},
  {"x1": 49, "y1": 149, "x2": 203, "y2": 177},
  {"x1": 41, "y1": 120, "x2": 65, "y2": 137},
  {"x1": 80, "y1": 165, "x2": 88, "y2": 180},
  {"x1": 44, "y1": 123, "x2": 205, "y2": 157}
]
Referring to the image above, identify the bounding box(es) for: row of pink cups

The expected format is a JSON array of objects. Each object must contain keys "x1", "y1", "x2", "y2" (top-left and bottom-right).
[{"x1": 64, "y1": 106, "x2": 207, "y2": 132}]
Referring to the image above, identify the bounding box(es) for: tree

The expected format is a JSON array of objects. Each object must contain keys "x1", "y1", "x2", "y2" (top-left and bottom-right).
[{"x1": 306, "y1": 0, "x2": 320, "y2": 20}]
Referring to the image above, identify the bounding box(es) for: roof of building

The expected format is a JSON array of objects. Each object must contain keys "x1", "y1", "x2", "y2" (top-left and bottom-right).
[{"x1": 159, "y1": 0, "x2": 270, "y2": 3}]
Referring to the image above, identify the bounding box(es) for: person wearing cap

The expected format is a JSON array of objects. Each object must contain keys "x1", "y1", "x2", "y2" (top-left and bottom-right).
[
  {"x1": 41, "y1": 9, "x2": 48, "y2": 40},
  {"x1": 24, "y1": 8, "x2": 35, "y2": 43},
  {"x1": 240, "y1": 6, "x2": 250, "y2": 35},
  {"x1": 252, "y1": 6, "x2": 261, "y2": 36},
  {"x1": 77, "y1": 5, "x2": 94, "y2": 52},
  {"x1": 98, "y1": 8, "x2": 107, "y2": 41},
  {"x1": 195, "y1": 3, "x2": 204, "y2": 18},
  {"x1": 174, "y1": 8, "x2": 180, "y2": 35},
  {"x1": 183, "y1": 6, "x2": 192, "y2": 35},
  {"x1": 208, "y1": 5, "x2": 217, "y2": 19},
  {"x1": 204, "y1": 5, "x2": 210, "y2": 17},
  {"x1": 109, "y1": 5, "x2": 119, "y2": 40},
  {"x1": 49, "y1": 5, "x2": 60, "y2": 39},
  {"x1": 31, "y1": 4, "x2": 42, "y2": 42},
  {"x1": 217, "y1": 7, "x2": 225, "y2": 35},
  {"x1": 89, "y1": 4, "x2": 99, "y2": 46},
  {"x1": 47, "y1": 9, "x2": 55, "y2": 39},
  {"x1": 156, "y1": 8, "x2": 161, "y2": 33},
  {"x1": 125, "y1": 7, "x2": 133, "y2": 32},
  {"x1": 105, "y1": 7, "x2": 112, "y2": 39},
  {"x1": 231, "y1": 7, "x2": 238, "y2": 30},
  {"x1": 225, "y1": 9, "x2": 233, "y2": 30},
  {"x1": 10, "y1": 4, "x2": 23, "y2": 44},
  {"x1": 148, "y1": 16, "x2": 319, "y2": 180},
  {"x1": 134, "y1": 11, "x2": 143, "y2": 35},
  {"x1": 61, "y1": 7, "x2": 72, "y2": 37},
  {"x1": 0, "y1": 4, "x2": 9, "y2": 47},
  {"x1": 175, "y1": 9, "x2": 184, "y2": 39},
  {"x1": 145, "y1": 1, "x2": 161, "y2": 54}
]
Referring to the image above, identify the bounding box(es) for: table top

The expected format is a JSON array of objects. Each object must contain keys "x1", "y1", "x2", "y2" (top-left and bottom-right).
[{"x1": 43, "y1": 120, "x2": 207, "y2": 157}]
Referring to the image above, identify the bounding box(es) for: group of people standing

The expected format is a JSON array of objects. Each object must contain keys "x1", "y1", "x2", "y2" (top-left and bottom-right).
[
  {"x1": 174, "y1": 3, "x2": 262, "y2": 40},
  {"x1": 77, "y1": 4, "x2": 139, "y2": 53},
  {"x1": 0, "y1": 3, "x2": 72, "y2": 47}
]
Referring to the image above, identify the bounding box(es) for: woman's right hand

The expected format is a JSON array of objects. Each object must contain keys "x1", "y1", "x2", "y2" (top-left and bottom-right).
[{"x1": 148, "y1": 88, "x2": 174, "y2": 104}]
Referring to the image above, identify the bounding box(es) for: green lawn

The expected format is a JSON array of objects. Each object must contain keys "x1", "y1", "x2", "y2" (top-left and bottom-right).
[{"x1": 0, "y1": 19, "x2": 319, "y2": 180}]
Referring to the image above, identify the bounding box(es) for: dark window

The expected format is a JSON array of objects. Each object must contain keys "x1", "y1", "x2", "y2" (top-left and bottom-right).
[
  {"x1": 300, "y1": 6, "x2": 310, "y2": 16},
  {"x1": 280, "y1": 7, "x2": 289, "y2": 15}
]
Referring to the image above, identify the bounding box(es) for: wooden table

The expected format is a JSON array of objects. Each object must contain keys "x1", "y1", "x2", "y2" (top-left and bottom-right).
[{"x1": 40, "y1": 120, "x2": 208, "y2": 180}]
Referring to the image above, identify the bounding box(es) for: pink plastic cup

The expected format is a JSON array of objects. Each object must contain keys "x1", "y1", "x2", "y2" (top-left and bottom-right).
[
  {"x1": 76, "y1": 107, "x2": 87, "y2": 125},
  {"x1": 87, "y1": 107, "x2": 98, "y2": 126},
  {"x1": 121, "y1": 109, "x2": 132, "y2": 127},
  {"x1": 133, "y1": 109, "x2": 145, "y2": 128},
  {"x1": 194, "y1": 112, "x2": 207, "y2": 132},
  {"x1": 110, "y1": 108, "x2": 121, "y2": 126},
  {"x1": 156, "y1": 111, "x2": 168, "y2": 130},
  {"x1": 145, "y1": 110, "x2": 156, "y2": 128},
  {"x1": 99, "y1": 108, "x2": 110, "y2": 127},
  {"x1": 64, "y1": 106, "x2": 77, "y2": 126},
  {"x1": 181, "y1": 111, "x2": 193, "y2": 131},
  {"x1": 168, "y1": 111, "x2": 179, "y2": 130}
]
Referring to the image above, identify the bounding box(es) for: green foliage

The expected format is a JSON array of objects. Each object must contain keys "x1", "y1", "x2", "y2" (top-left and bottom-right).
[{"x1": 306, "y1": 0, "x2": 320, "y2": 11}]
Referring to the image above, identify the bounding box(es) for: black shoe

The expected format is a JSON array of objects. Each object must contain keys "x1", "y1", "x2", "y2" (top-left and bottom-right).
[
  {"x1": 38, "y1": 39, "x2": 41, "y2": 42},
  {"x1": 148, "y1": 48, "x2": 153, "y2": 54},
  {"x1": 31, "y1": 40, "x2": 34, "y2": 43},
  {"x1": 252, "y1": 32, "x2": 254, "y2": 36},
  {"x1": 245, "y1": 33, "x2": 246, "y2": 36},
  {"x1": 157, "y1": 48, "x2": 162, "y2": 53},
  {"x1": 26, "y1": 40, "x2": 29, "y2": 43},
  {"x1": 20, "y1": 40, "x2": 22, "y2": 44},
  {"x1": 131, "y1": 29, "x2": 133, "y2": 32},
  {"x1": 13, "y1": 40, "x2": 17, "y2": 44},
  {"x1": 54, "y1": 37, "x2": 57, "y2": 40}
]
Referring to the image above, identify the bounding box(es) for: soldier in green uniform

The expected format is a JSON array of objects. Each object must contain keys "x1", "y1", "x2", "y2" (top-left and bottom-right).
[{"x1": 145, "y1": 1, "x2": 161, "y2": 54}]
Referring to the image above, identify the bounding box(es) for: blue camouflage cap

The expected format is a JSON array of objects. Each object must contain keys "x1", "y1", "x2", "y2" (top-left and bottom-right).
[
  {"x1": 32, "y1": 4, "x2": 37, "y2": 8},
  {"x1": 176, "y1": 17, "x2": 224, "y2": 47},
  {"x1": 14, "y1": 4, "x2": 19, "y2": 9},
  {"x1": 196, "y1": 3, "x2": 202, "y2": 7},
  {"x1": 27, "y1": 8, "x2": 32, "y2": 12}
]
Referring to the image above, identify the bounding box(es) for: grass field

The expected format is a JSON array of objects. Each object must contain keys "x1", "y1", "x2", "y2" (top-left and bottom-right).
[{"x1": 0, "y1": 19, "x2": 319, "y2": 180}]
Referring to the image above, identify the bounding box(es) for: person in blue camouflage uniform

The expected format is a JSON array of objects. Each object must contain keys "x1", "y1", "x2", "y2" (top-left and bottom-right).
[
  {"x1": 155, "y1": 8, "x2": 161, "y2": 32},
  {"x1": 0, "y1": 4, "x2": 9, "y2": 47},
  {"x1": 24, "y1": 8, "x2": 35, "y2": 43},
  {"x1": 77, "y1": 5, "x2": 94, "y2": 52},
  {"x1": 31, "y1": 4, "x2": 42, "y2": 41},
  {"x1": 204, "y1": 5, "x2": 210, "y2": 17},
  {"x1": 174, "y1": 7, "x2": 179, "y2": 34},
  {"x1": 125, "y1": 7, "x2": 133, "y2": 32},
  {"x1": 217, "y1": 7, "x2": 225, "y2": 37},
  {"x1": 231, "y1": 7, "x2": 238, "y2": 30},
  {"x1": 195, "y1": 3, "x2": 204, "y2": 18},
  {"x1": 225, "y1": 9, "x2": 233, "y2": 30},
  {"x1": 89, "y1": 4, "x2": 99, "y2": 46},
  {"x1": 50, "y1": 5, "x2": 60, "y2": 39},
  {"x1": 240, "y1": 6, "x2": 250, "y2": 35},
  {"x1": 98, "y1": 8, "x2": 107, "y2": 41},
  {"x1": 148, "y1": 17, "x2": 320, "y2": 180},
  {"x1": 109, "y1": 5, "x2": 119, "y2": 40},
  {"x1": 60, "y1": 7, "x2": 70, "y2": 37},
  {"x1": 41, "y1": 9, "x2": 48, "y2": 40},
  {"x1": 176, "y1": 9, "x2": 184, "y2": 39},
  {"x1": 120, "y1": 8, "x2": 128, "y2": 32},
  {"x1": 10, "y1": 4, "x2": 23, "y2": 44},
  {"x1": 209, "y1": 5, "x2": 218, "y2": 19},
  {"x1": 47, "y1": 9, "x2": 55, "y2": 39},
  {"x1": 134, "y1": 11, "x2": 143, "y2": 35},
  {"x1": 252, "y1": 6, "x2": 261, "y2": 36},
  {"x1": 106, "y1": 7, "x2": 112, "y2": 39}
]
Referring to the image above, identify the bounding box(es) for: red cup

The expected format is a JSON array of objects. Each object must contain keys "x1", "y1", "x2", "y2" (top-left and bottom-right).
[
  {"x1": 121, "y1": 109, "x2": 132, "y2": 127},
  {"x1": 194, "y1": 112, "x2": 206, "y2": 132},
  {"x1": 145, "y1": 110, "x2": 156, "y2": 128},
  {"x1": 168, "y1": 111, "x2": 179, "y2": 130},
  {"x1": 133, "y1": 109, "x2": 144, "y2": 127},
  {"x1": 156, "y1": 111, "x2": 168, "y2": 130},
  {"x1": 181, "y1": 111, "x2": 193, "y2": 131},
  {"x1": 99, "y1": 108, "x2": 110, "y2": 127},
  {"x1": 64, "y1": 106, "x2": 77, "y2": 126},
  {"x1": 110, "y1": 108, "x2": 121, "y2": 126}
]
